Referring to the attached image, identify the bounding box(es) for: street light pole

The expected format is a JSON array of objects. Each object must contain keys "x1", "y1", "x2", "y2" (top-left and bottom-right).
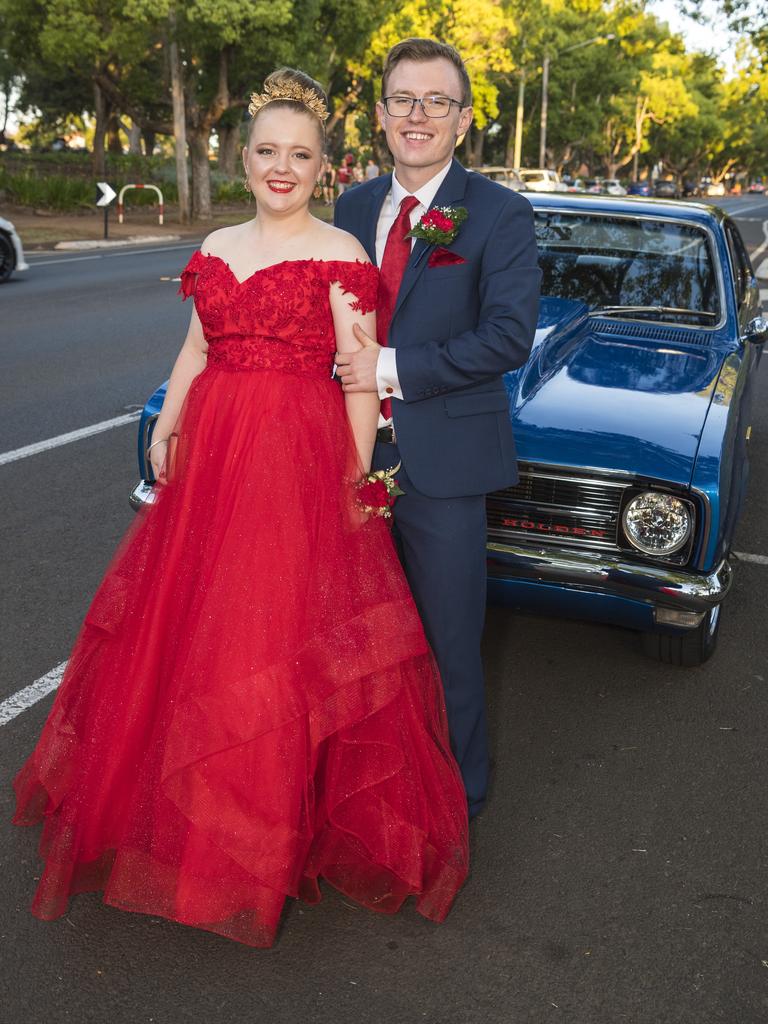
[
  {"x1": 538, "y1": 53, "x2": 550, "y2": 168},
  {"x1": 538, "y1": 33, "x2": 615, "y2": 169}
]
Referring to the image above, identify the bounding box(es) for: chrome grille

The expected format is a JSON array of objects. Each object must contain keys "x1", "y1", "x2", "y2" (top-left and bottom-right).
[{"x1": 487, "y1": 466, "x2": 630, "y2": 552}]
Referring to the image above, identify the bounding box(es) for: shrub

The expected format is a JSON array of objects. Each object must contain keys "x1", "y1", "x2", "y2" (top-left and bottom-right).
[{"x1": 0, "y1": 166, "x2": 93, "y2": 210}]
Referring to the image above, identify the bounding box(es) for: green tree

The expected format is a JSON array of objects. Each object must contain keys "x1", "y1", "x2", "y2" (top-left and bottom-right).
[{"x1": 349, "y1": 0, "x2": 516, "y2": 167}]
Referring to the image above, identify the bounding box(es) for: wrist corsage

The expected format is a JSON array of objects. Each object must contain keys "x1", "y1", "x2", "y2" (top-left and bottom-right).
[
  {"x1": 356, "y1": 463, "x2": 404, "y2": 519},
  {"x1": 408, "y1": 205, "x2": 468, "y2": 246}
]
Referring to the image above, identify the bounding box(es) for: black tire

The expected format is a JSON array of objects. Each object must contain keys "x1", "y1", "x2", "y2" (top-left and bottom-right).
[
  {"x1": 0, "y1": 230, "x2": 16, "y2": 283},
  {"x1": 641, "y1": 604, "x2": 722, "y2": 667}
]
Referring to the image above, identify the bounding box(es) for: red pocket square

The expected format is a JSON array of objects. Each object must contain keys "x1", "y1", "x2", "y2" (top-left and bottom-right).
[{"x1": 428, "y1": 246, "x2": 466, "y2": 268}]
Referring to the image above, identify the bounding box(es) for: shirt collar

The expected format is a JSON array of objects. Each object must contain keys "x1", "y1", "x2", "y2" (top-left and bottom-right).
[{"x1": 390, "y1": 160, "x2": 453, "y2": 214}]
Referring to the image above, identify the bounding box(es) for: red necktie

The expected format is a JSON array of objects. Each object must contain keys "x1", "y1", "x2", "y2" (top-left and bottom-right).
[{"x1": 377, "y1": 195, "x2": 420, "y2": 419}]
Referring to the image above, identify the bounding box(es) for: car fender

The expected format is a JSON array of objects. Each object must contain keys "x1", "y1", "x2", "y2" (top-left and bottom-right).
[{"x1": 690, "y1": 349, "x2": 751, "y2": 570}]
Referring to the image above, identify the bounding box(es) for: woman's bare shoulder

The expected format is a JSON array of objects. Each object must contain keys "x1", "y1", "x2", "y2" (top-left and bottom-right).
[
  {"x1": 200, "y1": 223, "x2": 250, "y2": 258},
  {"x1": 312, "y1": 221, "x2": 370, "y2": 264}
]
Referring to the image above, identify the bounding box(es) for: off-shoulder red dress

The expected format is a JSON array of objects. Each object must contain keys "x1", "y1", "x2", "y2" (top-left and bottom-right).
[{"x1": 12, "y1": 254, "x2": 469, "y2": 948}]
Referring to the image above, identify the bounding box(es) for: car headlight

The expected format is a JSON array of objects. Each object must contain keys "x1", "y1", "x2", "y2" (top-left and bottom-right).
[{"x1": 622, "y1": 492, "x2": 692, "y2": 555}]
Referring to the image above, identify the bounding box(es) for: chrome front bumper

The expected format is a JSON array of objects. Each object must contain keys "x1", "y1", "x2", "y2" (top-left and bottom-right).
[
  {"x1": 487, "y1": 541, "x2": 731, "y2": 616},
  {"x1": 129, "y1": 484, "x2": 732, "y2": 621}
]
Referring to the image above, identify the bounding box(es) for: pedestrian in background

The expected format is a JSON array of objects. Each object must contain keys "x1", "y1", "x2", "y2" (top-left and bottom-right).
[
  {"x1": 321, "y1": 155, "x2": 335, "y2": 205},
  {"x1": 366, "y1": 157, "x2": 380, "y2": 180},
  {"x1": 336, "y1": 154, "x2": 354, "y2": 195}
]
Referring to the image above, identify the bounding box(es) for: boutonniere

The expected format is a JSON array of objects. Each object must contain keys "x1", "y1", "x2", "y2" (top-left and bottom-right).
[{"x1": 408, "y1": 205, "x2": 468, "y2": 246}]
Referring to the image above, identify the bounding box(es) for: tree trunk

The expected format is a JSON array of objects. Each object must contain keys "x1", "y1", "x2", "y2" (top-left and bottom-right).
[
  {"x1": 125, "y1": 119, "x2": 142, "y2": 155},
  {"x1": 184, "y1": 45, "x2": 229, "y2": 221},
  {"x1": 1, "y1": 76, "x2": 11, "y2": 136},
  {"x1": 107, "y1": 112, "x2": 123, "y2": 154},
  {"x1": 92, "y1": 80, "x2": 108, "y2": 177},
  {"x1": 506, "y1": 71, "x2": 525, "y2": 167},
  {"x1": 217, "y1": 121, "x2": 240, "y2": 176},
  {"x1": 470, "y1": 127, "x2": 484, "y2": 167},
  {"x1": 372, "y1": 129, "x2": 389, "y2": 172},
  {"x1": 189, "y1": 128, "x2": 212, "y2": 219},
  {"x1": 142, "y1": 129, "x2": 156, "y2": 156},
  {"x1": 169, "y1": 10, "x2": 190, "y2": 223}
]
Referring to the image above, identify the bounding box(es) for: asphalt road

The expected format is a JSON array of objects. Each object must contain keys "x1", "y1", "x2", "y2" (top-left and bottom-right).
[{"x1": 1, "y1": 199, "x2": 768, "y2": 1024}]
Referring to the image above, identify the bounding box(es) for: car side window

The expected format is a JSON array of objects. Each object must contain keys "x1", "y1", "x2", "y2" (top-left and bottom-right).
[{"x1": 725, "y1": 221, "x2": 753, "y2": 306}]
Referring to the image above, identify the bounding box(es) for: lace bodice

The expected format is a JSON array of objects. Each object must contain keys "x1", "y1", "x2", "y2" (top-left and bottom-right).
[{"x1": 179, "y1": 252, "x2": 379, "y2": 377}]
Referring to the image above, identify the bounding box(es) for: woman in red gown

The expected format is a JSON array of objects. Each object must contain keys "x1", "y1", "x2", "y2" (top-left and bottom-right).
[{"x1": 12, "y1": 69, "x2": 469, "y2": 948}]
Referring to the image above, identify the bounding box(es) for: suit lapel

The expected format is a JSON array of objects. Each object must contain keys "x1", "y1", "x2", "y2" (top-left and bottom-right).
[
  {"x1": 362, "y1": 175, "x2": 391, "y2": 265},
  {"x1": 392, "y1": 159, "x2": 469, "y2": 322}
]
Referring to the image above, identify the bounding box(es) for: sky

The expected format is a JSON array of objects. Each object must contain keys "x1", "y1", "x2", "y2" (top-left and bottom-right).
[{"x1": 648, "y1": 0, "x2": 744, "y2": 67}]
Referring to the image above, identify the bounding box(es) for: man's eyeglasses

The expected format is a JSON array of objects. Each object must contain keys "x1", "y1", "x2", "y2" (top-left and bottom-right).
[{"x1": 382, "y1": 95, "x2": 464, "y2": 118}]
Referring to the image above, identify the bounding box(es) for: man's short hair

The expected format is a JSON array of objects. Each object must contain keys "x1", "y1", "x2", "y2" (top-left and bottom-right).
[{"x1": 381, "y1": 38, "x2": 472, "y2": 107}]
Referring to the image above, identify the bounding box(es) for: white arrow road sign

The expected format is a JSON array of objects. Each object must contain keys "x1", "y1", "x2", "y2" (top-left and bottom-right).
[{"x1": 96, "y1": 181, "x2": 117, "y2": 207}]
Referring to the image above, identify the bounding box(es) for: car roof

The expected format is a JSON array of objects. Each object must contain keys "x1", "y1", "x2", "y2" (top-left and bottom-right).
[{"x1": 525, "y1": 191, "x2": 725, "y2": 227}]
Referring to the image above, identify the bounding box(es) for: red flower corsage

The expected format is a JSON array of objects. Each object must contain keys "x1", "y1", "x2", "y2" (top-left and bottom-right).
[
  {"x1": 408, "y1": 205, "x2": 468, "y2": 246},
  {"x1": 428, "y1": 246, "x2": 467, "y2": 268},
  {"x1": 356, "y1": 463, "x2": 404, "y2": 519}
]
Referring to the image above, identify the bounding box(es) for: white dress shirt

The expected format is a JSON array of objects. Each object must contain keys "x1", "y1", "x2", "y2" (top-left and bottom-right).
[{"x1": 375, "y1": 160, "x2": 454, "y2": 413}]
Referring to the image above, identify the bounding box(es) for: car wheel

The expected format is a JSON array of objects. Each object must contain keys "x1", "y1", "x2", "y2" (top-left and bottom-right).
[
  {"x1": 0, "y1": 231, "x2": 16, "y2": 283},
  {"x1": 642, "y1": 604, "x2": 721, "y2": 667}
]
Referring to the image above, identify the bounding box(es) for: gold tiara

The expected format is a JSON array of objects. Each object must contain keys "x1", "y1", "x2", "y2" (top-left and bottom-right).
[{"x1": 248, "y1": 80, "x2": 329, "y2": 123}]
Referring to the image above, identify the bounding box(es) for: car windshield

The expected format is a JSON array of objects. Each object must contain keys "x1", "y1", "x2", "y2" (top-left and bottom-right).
[
  {"x1": 522, "y1": 172, "x2": 545, "y2": 182},
  {"x1": 535, "y1": 210, "x2": 721, "y2": 325}
]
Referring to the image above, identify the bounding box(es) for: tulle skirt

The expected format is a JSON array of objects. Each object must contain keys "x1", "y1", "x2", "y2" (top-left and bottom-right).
[{"x1": 12, "y1": 364, "x2": 469, "y2": 947}]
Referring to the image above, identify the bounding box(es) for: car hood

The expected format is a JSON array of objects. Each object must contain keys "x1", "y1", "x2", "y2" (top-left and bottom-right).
[{"x1": 506, "y1": 298, "x2": 726, "y2": 486}]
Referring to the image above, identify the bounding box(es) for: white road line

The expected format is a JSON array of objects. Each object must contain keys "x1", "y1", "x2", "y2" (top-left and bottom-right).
[
  {"x1": 0, "y1": 411, "x2": 140, "y2": 467},
  {"x1": 726, "y1": 201, "x2": 768, "y2": 216},
  {"x1": 26, "y1": 242, "x2": 198, "y2": 268},
  {"x1": 25, "y1": 254, "x2": 104, "y2": 267},
  {"x1": 109, "y1": 243, "x2": 198, "y2": 258},
  {"x1": 734, "y1": 551, "x2": 768, "y2": 565},
  {"x1": 0, "y1": 662, "x2": 67, "y2": 726},
  {"x1": 749, "y1": 220, "x2": 768, "y2": 268}
]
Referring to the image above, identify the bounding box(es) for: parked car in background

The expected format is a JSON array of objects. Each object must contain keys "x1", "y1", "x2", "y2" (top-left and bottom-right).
[
  {"x1": 747, "y1": 181, "x2": 766, "y2": 194},
  {"x1": 0, "y1": 216, "x2": 29, "y2": 284},
  {"x1": 602, "y1": 178, "x2": 627, "y2": 196},
  {"x1": 129, "y1": 195, "x2": 766, "y2": 668},
  {"x1": 474, "y1": 166, "x2": 524, "y2": 190},
  {"x1": 682, "y1": 180, "x2": 701, "y2": 198},
  {"x1": 653, "y1": 179, "x2": 680, "y2": 199},
  {"x1": 627, "y1": 180, "x2": 652, "y2": 196},
  {"x1": 518, "y1": 168, "x2": 568, "y2": 192}
]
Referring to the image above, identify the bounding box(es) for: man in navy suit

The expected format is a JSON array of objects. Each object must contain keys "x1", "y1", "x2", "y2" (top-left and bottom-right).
[{"x1": 334, "y1": 38, "x2": 540, "y2": 819}]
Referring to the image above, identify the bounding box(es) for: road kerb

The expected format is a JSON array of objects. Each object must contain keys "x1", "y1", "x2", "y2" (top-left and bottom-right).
[{"x1": 54, "y1": 235, "x2": 182, "y2": 251}]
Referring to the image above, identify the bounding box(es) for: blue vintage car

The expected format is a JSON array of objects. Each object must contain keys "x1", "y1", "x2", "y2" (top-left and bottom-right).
[{"x1": 131, "y1": 194, "x2": 767, "y2": 666}]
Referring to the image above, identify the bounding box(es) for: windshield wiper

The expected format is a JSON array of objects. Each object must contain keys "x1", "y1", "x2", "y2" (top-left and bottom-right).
[{"x1": 588, "y1": 305, "x2": 718, "y2": 321}]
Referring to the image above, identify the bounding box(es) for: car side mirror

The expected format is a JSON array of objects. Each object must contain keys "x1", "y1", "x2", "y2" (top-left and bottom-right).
[{"x1": 743, "y1": 316, "x2": 768, "y2": 345}]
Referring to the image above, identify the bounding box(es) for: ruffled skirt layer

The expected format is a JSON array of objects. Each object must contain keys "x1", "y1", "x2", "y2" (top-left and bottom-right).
[{"x1": 13, "y1": 365, "x2": 469, "y2": 947}]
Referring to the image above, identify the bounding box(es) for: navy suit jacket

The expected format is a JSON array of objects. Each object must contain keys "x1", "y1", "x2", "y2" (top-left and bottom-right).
[{"x1": 334, "y1": 158, "x2": 541, "y2": 498}]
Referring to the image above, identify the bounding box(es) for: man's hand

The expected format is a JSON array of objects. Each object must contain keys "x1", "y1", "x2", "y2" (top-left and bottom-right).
[{"x1": 335, "y1": 324, "x2": 381, "y2": 393}]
